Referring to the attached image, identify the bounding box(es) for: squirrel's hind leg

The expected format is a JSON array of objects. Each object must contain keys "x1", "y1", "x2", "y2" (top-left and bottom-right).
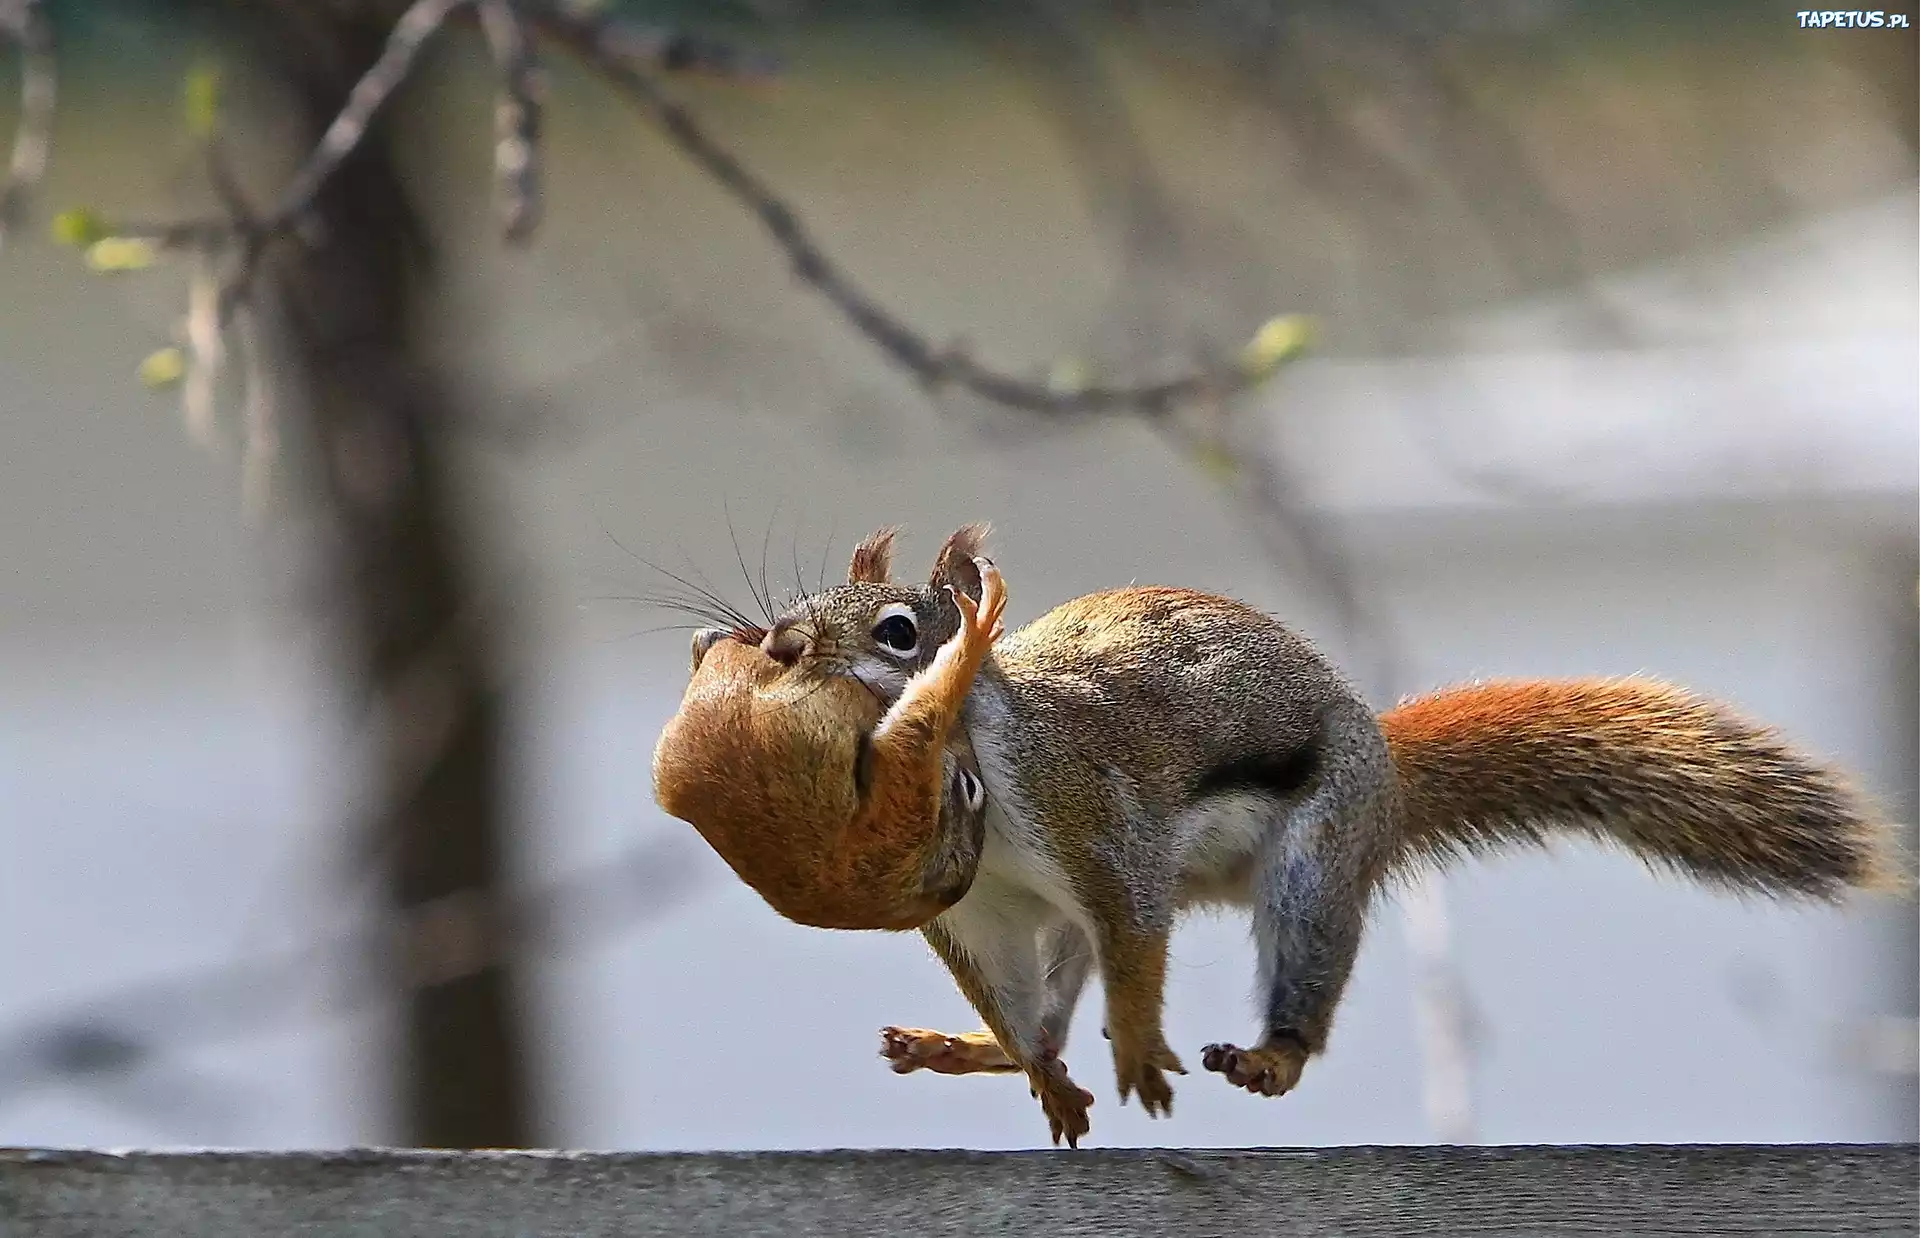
[
  {"x1": 1202, "y1": 709, "x2": 1399, "y2": 1099},
  {"x1": 900, "y1": 891, "x2": 1095, "y2": 1146},
  {"x1": 1037, "y1": 921, "x2": 1096, "y2": 1051}
]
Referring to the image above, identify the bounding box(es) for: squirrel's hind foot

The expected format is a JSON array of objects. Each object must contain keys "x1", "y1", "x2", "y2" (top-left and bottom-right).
[
  {"x1": 1200, "y1": 1038, "x2": 1307, "y2": 1097},
  {"x1": 879, "y1": 1025, "x2": 1093, "y2": 1146}
]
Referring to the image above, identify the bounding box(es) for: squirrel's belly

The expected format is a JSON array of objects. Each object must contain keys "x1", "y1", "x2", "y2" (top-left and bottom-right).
[
  {"x1": 975, "y1": 799, "x2": 1083, "y2": 920},
  {"x1": 1172, "y1": 793, "x2": 1269, "y2": 909}
]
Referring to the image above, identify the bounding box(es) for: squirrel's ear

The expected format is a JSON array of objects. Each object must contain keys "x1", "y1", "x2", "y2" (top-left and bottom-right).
[
  {"x1": 848, "y1": 526, "x2": 898, "y2": 584},
  {"x1": 928, "y1": 523, "x2": 991, "y2": 601}
]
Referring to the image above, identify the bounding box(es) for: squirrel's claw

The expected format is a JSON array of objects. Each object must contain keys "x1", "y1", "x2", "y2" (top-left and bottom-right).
[
  {"x1": 972, "y1": 557, "x2": 1006, "y2": 641},
  {"x1": 1027, "y1": 1043, "x2": 1094, "y2": 1148},
  {"x1": 1034, "y1": 1077, "x2": 1094, "y2": 1148},
  {"x1": 946, "y1": 558, "x2": 1008, "y2": 648},
  {"x1": 1111, "y1": 1037, "x2": 1185, "y2": 1118}
]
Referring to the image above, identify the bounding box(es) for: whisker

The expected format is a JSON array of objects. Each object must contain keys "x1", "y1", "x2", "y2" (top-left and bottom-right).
[
  {"x1": 849, "y1": 671, "x2": 888, "y2": 711},
  {"x1": 643, "y1": 561, "x2": 762, "y2": 632},
  {"x1": 587, "y1": 590, "x2": 739, "y2": 614},
  {"x1": 587, "y1": 509, "x2": 765, "y2": 633},
  {"x1": 815, "y1": 521, "x2": 836, "y2": 595},
  {"x1": 788, "y1": 525, "x2": 808, "y2": 613},
  {"x1": 642, "y1": 596, "x2": 763, "y2": 632},
  {"x1": 678, "y1": 551, "x2": 752, "y2": 625},
  {"x1": 593, "y1": 621, "x2": 717, "y2": 647},
  {"x1": 592, "y1": 508, "x2": 648, "y2": 572},
  {"x1": 643, "y1": 585, "x2": 757, "y2": 628},
  {"x1": 758, "y1": 499, "x2": 779, "y2": 625},
  {"x1": 724, "y1": 499, "x2": 776, "y2": 626}
]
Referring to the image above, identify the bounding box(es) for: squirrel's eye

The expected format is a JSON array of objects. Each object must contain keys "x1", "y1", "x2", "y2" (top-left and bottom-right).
[{"x1": 872, "y1": 613, "x2": 918, "y2": 654}]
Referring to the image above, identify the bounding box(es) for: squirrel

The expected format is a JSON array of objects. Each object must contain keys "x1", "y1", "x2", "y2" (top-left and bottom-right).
[{"x1": 652, "y1": 523, "x2": 1899, "y2": 1148}]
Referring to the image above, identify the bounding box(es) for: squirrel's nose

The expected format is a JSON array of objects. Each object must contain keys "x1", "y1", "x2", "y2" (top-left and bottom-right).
[{"x1": 760, "y1": 620, "x2": 811, "y2": 667}]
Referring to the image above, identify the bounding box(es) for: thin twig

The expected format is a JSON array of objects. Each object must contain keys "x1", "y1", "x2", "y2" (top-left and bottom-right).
[
  {"x1": 182, "y1": 249, "x2": 225, "y2": 445},
  {"x1": 0, "y1": 0, "x2": 53, "y2": 248},
  {"x1": 104, "y1": 0, "x2": 464, "y2": 257},
  {"x1": 479, "y1": 0, "x2": 543, "y2": 243},
  {"x1": 73, "y1": 0, "x2": 466, "y2": 398},
  {"x1": 205, "y1": 132, "x2": 267, "y2": 329},
  {"x1": 269, "y1": 0, "x2": 468, "y2": 234},
  {"x1": 97, "y1": 0, "x2": 465, "y2": 291},
  {"x1": 236, "y1": 294, "x2": 277, "y2": 519},
  {"x1": 557, "y1": 6, "x2": 782, "y2": 82}
]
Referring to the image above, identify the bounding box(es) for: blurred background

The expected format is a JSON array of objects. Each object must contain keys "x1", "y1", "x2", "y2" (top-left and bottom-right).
[{"x1": 0, "y1": 0, "x2": 1914, "y2": 1152}]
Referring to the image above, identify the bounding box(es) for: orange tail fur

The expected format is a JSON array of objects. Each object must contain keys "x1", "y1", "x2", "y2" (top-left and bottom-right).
[{"x1": 1380, "y1": 678, "x2": 1898, "y2": 899}]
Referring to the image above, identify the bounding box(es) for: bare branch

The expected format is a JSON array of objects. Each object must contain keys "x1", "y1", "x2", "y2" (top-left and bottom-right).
[
  {"x1": 74, "y1": 2, "x2": 1287, "y2": 427},
  {"x1": 89, "y1": 0, "x2": 464, "y2": 269},
  {"x1": 537, "y1": 4, "x2": 1283, "y2": 419},
  {"x1": 0, "y1": 0, "x2": 53, "y2": 249}
]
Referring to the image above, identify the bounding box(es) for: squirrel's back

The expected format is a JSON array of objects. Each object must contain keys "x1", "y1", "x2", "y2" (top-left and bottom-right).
[{"x1": 984, "y1": 587, "x2": 1367, "y2": 818}]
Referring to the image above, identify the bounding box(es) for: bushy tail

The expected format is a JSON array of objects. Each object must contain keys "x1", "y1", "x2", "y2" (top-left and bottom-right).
[{"x1": 1378, "y1": 677, "x2": 1900, "y2": 899}]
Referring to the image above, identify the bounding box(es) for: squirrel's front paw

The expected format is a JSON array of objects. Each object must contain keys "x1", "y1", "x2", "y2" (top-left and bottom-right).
[
  {"x1": 1110, "y1": 1035, "x2": 1186, "y2": 1118},
  {"x1": 1200, "y1": 1038, "x2": 1308, "y2": 1097},
  {"x1": 879, "y1": 1026, "x2": 1018, "y2": 1075},
  {"x1": 1026, "y1": 1051, "x2": 1095, "y2": 1148},
  {"x1": 946, "y1": 558, "x2": 1006, "y2": 653}
]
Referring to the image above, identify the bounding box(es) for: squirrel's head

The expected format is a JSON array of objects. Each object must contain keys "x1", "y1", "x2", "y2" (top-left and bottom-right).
[
  {"x1": 686, "y1": 524, "x2": 991, "y2": 701},
  {"x1": 651, "y1": 525, "x2": 994, "y2": 932}
]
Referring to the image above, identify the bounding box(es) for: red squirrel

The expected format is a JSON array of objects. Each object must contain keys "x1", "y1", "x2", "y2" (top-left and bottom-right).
[{"x1": 654, "y1": 525, "x2": 1897, "y2": 1146}]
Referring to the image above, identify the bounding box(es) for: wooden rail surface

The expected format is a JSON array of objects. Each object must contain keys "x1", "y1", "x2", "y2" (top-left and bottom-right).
[{"x1": 3, "y1": 1143, "x2": 1916, "y2": 1237}]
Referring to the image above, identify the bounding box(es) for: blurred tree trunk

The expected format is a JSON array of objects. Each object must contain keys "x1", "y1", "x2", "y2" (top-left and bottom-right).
[{"x1": 236, "y1": 0, "x2": 538, "y2": 1148}]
